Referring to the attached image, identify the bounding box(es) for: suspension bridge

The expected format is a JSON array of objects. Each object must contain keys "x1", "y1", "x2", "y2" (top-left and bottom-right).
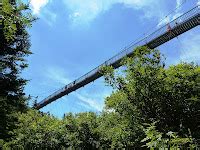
[{"x1": 35, "y1": 5, "x2": 200, "y2": 110}]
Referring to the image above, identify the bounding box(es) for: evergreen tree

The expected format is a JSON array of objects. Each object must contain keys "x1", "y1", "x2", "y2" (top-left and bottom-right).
[{"x1": 0, "y1": 0, "x2": 34, "y2": 141}]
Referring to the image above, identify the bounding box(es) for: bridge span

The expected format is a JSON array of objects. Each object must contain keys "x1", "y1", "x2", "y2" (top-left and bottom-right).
[{"x1": 35, "y1": 6, "x2": 200, "y2": 109}]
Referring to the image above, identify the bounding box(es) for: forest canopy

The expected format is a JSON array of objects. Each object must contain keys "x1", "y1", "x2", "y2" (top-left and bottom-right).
[{"x1": 1, "y1": 46, "x2": 200, "y2": 149}]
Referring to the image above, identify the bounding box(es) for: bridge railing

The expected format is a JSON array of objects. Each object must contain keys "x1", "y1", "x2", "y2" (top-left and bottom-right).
[
  {"x1": 74, "y1": 5, "x2": 199, "y2": 85},
  {"x1": 38, "y1": 5, "x2": 200, "y2": 107}
]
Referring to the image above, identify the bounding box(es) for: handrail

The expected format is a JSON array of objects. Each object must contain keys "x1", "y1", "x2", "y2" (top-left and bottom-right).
[{"x1": 36, "y1": 5, "x2": 200, "y2": 109}]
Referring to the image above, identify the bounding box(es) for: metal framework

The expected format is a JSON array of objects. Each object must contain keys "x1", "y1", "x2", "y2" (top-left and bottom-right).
[{"x1": 35, "y1": 6, "x2": 200, "y2": 109}]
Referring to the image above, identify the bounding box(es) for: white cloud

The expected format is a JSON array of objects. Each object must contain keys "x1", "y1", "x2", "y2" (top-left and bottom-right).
[
  {"x1": 43, "y1": 66, "x2": 111, "y2": 112},
  {"x1": 45, "y1": 67, "x2": 71, "y2": 85},
  {"x1": 157, "y1": 13, "x2": 182, "y2": 27},
  {"x1": 197, "y1": 0, "x2": 200, "y2": 5},
  {"x1": 73, "y1": 92, "x2": 105, "y2": 112},
  {"x1": 172, "y1": 12, "x2": 182, "y2": 20},
  {"x1": 176, "y1": 0, "x2": 183, "y2": 10},
  {"x1": 157, "y1": 16, "x2": 170, "y2": 27},
  {"x1": 157, "y1": 0, "x2": 183, "y2": 27},
  {"x1": 63, "y1": 0, "x2": 162, "y2": 26},
  {"x1": 179, "y1": 33, "x2": 200, "y2": 62},
  {"x1": 30, "y1": 0, "x2": 49, "y2": 15},
  {"x1": 30, "y1": 0, "x2": 57, "y2": 25},
  {"x1": 173, "y1": 0, "x2": 183, "y2": 20},
  {"x1": 41, "y1": 9, "x2": 57, "y2": 26},
  {"x1": 176, "y1": 0, "x2": 181, "y2": 7}
]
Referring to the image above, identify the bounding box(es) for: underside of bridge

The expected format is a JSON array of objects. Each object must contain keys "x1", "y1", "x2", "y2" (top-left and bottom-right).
[{"x1": 35, "y1": 5, "x2": 200, "y2": 110}]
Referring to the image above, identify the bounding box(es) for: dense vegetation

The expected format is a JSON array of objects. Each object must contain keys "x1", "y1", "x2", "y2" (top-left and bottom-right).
[
  {"x1": 0, "y1": 0, "x2": 200, "y2": 149},
  {"x1": 1, "y1": 46, "x2": 200, "y2": 149},
  {"x1": 0, "y1": 0, "x2": 34, "y2": 142}
]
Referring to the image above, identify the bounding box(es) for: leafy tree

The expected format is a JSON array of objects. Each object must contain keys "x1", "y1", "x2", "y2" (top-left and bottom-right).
[
  {"x1": 97, "y1": 111, "x2": 143, "y2": 149},
  {"x1": 0, "y1": 0, "x2": 34, "y2": 141},
  {"x1": 141, "y1": 122, "x2": 196, "y2": 149},
  {"x1": 63, "y1": 112, "x2": 100, "y2": 149},
  {"x1": 4, "y1": 110, "x2": 64, "y2": 149},
  {"x1": 102, "y1": 46, "x2": 200, "y2": 146},
  {"x1": 2, "y1": 39, "x2": 199, "y2": 150}
]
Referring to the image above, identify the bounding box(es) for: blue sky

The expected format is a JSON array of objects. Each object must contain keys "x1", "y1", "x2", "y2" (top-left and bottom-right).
[{"x1": 23, "y1": 0, "x2": 200, "y2": 118}]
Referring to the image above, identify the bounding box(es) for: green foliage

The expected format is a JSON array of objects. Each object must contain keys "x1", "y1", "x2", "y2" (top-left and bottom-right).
[
  {"x1": 2, "y1": 46, "x2": 199, "y2": 149},
  {"x1": 0, "y1": 0, "x2": 35, "y2": 141},
  {"x1": 100, "y1": 65, "x2": 116, "y2": 87},
  {"x1": 97, "y1": 111, "x2": 143, "y2": 149},
  {"x1": 4, "y1": 110, "x2": 64, "y2": 149},
  {"x1": 63, "y1": 112, "x2": 100, "y2": 149},
  {"x1": 142, "y1": 122, "x2": 195, "y2": 149},
  {"x1": 3, "y1": 111, "x2": 100, "y2": 149},
  {"x1": 102, "y1": 46, "x2": 200, "y2": 147}
]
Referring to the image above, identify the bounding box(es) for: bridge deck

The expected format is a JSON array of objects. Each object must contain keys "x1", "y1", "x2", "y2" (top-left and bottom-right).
[{"x1": 36, "y1": 6, "x2": 200, "y2": 109}]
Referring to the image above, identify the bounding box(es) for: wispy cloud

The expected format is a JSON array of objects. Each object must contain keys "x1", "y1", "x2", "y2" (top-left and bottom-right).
[
  {"x1": 40, "y1": 9, "x2": 57, "y2": 26},
  {"x1": 74, "y1": 92, "x2": 104, "y2": 112},
  {"x1": 157, "y1": 16, "x2": 170, "y2": 27},
  {"x1": 30, "y1": 0, "x2": 49, "y2": 15},
  {"x1": 30, "y1": 0, "x2": 57, "y2": 25},
  {"x1": 43, "y1": 66, "x2": 111, "y2": 112},
  {"x1": 176, "y1": 0, "x2": 183, "y2": 11},
  {"x1": 157, "y1": 0, "x2": 184, "y2": 27},
  {"x1": 179, "y1": 32, "x2": 200, "y2": 63},
  {"x1": 45, "y1": 66, "x2": 71, "y2": 85},
  {"x1": 197, "y1": 0, "x2": 200, "y2": 5},
  {"x1": 63, "y1": 0, "x2": 164, "y2": 26}
]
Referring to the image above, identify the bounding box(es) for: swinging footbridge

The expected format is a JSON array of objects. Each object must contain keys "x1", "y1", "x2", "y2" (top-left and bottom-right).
[{"x1": 35, "y1": 5, "x2": 200, "y2": 109}]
